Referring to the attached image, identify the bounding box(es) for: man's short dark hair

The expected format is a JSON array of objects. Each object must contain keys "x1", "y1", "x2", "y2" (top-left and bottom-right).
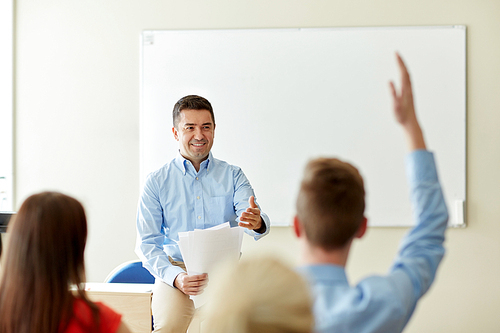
[
  {"x1": 172, "y1": 95, "x2": 215, "y2": 128},
  {"x1": 296, "y1": 158, "x2": 366, "y2": 250}
]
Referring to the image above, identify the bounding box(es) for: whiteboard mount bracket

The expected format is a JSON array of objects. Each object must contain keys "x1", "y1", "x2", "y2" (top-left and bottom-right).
[{"x1": 449, "y1": 200, "x2": 466, "y2": 228}]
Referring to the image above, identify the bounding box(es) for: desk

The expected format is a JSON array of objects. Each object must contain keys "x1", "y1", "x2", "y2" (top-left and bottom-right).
[{"x1": 85, "y1": 283, "x2": 153, "y2": 333}]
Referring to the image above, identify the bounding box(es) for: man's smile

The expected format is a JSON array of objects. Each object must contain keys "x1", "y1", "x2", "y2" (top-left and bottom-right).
[{"x1": 191, "y1": 142, "x2": 206, "y2": 147}]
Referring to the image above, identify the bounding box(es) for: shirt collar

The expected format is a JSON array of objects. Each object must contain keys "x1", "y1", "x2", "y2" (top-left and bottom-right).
[
  {"x1": 202, "y1": 152, "x2": 213, "y2": 173},
  {"x1": 297, "y1": 264, "x2": 349, "y2": 285},
  {"x1": 174, "y1": 151, "x2": 213, "y2": 175}
]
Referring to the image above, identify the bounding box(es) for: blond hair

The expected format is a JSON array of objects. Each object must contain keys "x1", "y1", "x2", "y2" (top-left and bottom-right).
[{"x1": 202, "y1": 256, "x2": 313, "y2": 333}]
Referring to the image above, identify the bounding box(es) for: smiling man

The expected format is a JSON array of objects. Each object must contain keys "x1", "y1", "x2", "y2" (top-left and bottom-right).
[
  {"x1": 173, "y1": 108, "x2": 214, "y2": 170},
  {"x1": 135, "y1": 95, "x2": 270, "y2": 333}
]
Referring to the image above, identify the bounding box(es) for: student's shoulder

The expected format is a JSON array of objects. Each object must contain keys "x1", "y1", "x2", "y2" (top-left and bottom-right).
[
  {"x1": 300, "y1": 266, "x2": 404, "y2": 315},
  {"x1": 310, "y1": 275, "x2": 406, "y2": 332},
  {"x1": 68, "y1": 299, "x2": 122, "y2": 333},
  {"x1": 94, "y1": 301, "x2": 121, "y2": 319},
  {"x1": 94, "y1": 301, "x2": 123, "y2": 332},
  {"x1": 72, "y1": 298, "x2": 121, "y2": 319}
]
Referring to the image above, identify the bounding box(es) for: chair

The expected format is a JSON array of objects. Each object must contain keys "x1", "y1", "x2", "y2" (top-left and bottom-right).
[
  {"x1": 105, "y1": 260, "x2": 201, "y2": 333},
  {"x1": 105, "y1": 260, "x2": 155, "y2": 284},
  {"x1": 106, "y1": 260, "x2": 155, "y2": 331}
]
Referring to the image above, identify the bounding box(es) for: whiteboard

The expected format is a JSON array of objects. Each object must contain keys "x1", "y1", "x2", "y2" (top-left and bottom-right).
[{"x1": 140, "y1": 26, "x2": 466, "y2": 227}]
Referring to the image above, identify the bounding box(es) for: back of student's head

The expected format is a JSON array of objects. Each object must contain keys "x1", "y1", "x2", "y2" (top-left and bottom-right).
[
  {"x1": 296, "y1": 158, "x2": 365, "y2": 250},
  {"x1": 203, "y1": 256, "x2": 313, "y2": 333},
  {"x1": 0, "y1": 191, "x2": 92, "y2": 333}
]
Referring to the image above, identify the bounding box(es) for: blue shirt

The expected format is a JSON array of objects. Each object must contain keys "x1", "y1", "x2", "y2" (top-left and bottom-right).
[
  {"x1": 298, "y1": 150, "x2": 448, "y2": 333},
  {"x1": 135, "y1": 151, "x2": 270, "y2": 287}
]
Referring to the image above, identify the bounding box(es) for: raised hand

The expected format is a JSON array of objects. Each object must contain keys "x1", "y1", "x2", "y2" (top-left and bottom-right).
[{"x1": 389, "y1": 53, "x2": 426, "y2": 151}]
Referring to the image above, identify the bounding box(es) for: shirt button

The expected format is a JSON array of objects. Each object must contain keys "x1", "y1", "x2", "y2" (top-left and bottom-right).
[
  {"x1": 197, "y1": 196, "x2": 200, "y2": 200},
  {"x1": 198, "y1": 216, "x2": 201, "y2": 219},
  {"x1": 196, "y1": 177, "x2": 199, "y2": 180}
]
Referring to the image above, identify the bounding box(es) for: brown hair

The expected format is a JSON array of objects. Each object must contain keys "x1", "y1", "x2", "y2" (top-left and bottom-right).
[
  {"x1": 172, "y1": 95, "x2": 215, "y2": 128},
  {"x1": 296, "y1": 158, "x2": 365, "y2": 250},
  {"x1": 0, "y1": 192, "x2": 99, "y2": 333}
]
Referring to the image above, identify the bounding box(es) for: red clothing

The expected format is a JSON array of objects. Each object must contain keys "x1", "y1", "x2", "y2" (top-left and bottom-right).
[{"x1": 62, "y1": 299, "x2": 122, "y2": 333}]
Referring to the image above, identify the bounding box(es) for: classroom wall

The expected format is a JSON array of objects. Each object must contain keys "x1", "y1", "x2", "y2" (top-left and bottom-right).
[{"x1": 14, "y1": 0, "x2": 500, "y2": 332}]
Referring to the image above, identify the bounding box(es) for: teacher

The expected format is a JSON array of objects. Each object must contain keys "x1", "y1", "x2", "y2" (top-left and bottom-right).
[{"x1": 135, "y1": 95, "x2": 270, "y2": 333}]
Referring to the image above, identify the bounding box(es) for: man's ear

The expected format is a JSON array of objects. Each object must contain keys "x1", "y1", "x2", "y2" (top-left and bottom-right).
[
  {"x1": 172, "y1": 127, "x2": 179, "y2": 141},
  {"x1": 355, "y1": 217, "x2": 368, "y2": 239},
  {"x1": 293, "y1": 215, "x2": 303, "y2": 238}
]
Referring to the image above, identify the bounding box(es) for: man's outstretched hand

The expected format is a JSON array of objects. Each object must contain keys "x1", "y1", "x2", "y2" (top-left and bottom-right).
[{"x1": 239, "y1": 196, "x2": 264, "y2": 231}]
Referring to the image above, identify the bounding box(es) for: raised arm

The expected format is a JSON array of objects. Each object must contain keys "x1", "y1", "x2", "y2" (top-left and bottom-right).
[
  {"x1": 383, "y1": 53, "x2": 448, "y2": 329},
  {"x1": 389, "y1": 53, "x2": 426, "y2": 151}
]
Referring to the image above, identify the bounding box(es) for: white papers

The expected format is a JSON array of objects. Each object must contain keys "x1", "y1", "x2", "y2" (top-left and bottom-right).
[{"x1": 178, "y1": 222, "x2": 244, "y2": 307}]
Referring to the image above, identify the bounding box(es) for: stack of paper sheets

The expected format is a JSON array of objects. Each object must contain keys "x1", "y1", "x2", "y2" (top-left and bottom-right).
[{"x1": 178, "y1": 222, "x2": 244, "y2": 307}]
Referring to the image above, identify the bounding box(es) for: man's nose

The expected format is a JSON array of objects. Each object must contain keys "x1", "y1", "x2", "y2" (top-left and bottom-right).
[{"x1": 194, "y1": 127, "x2": 203, "y2": 139}]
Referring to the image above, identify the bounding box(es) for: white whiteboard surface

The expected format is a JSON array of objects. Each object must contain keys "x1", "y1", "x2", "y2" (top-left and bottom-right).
[{"x1": 141, "y1": 26, "x2": 466, "y2": 227}]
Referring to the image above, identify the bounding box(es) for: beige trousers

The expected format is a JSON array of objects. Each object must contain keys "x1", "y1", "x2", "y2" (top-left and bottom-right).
[{"x1": 152, "y1": 258, "x2": 195, "y2": 333}]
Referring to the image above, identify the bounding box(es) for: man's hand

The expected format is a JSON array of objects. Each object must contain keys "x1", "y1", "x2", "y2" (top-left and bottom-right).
[
  {"x1": 239, "y1": 196, "x2": 263, "y2": 231},
  {"x1": 389, "y1": 53, "x2": 426, "y2": 151},
  {"x1": 174, "y1": 272, "x2": 208, "y2": 296}
]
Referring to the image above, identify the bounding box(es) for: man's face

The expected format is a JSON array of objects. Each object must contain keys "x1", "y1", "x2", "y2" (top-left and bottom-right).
[{"x1": 172, "y1": 109, "x2": 215, "y2": 166}]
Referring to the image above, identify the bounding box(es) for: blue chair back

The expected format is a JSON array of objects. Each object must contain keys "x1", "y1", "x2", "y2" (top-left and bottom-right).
[{"x1": 106, "y1": 260, "x2": 155, "y2": 284}]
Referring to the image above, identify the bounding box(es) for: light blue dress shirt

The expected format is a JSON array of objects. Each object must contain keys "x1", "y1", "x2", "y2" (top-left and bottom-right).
[
  {"x1": 299, "y1": 150, "x2": 448, "y2": 333},
  {"x1": 136, "y1": 151, "x2": 270, "y2": 287}
]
